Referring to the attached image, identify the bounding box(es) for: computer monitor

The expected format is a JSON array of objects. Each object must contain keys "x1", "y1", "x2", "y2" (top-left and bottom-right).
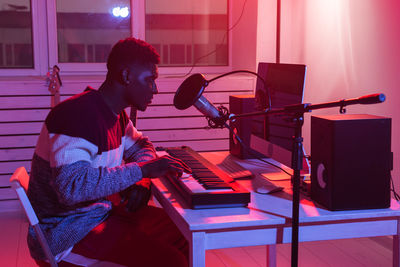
[{"x1": 250, "y1": 62, "x2": 307, "y2": 169}]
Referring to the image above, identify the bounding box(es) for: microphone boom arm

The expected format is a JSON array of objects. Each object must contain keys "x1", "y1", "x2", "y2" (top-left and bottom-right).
[{"x1": 228, "y1": 93, "x2": 386, "y2": 122}]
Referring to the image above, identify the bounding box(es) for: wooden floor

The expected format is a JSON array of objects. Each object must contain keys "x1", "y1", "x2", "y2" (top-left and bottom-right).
[{"x1": 0, "y1": 206, "x2": 393, "y2": 267}]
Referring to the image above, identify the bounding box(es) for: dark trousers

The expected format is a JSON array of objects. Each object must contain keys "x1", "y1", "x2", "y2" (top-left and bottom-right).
[{"x1": 36, "y1": 205, "x2": 188, "y2": 267}]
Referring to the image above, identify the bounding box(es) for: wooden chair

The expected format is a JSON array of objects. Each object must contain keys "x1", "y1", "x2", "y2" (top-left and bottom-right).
[{"x1": 10, "y1": 167, "x2": 124, "y2": 267}]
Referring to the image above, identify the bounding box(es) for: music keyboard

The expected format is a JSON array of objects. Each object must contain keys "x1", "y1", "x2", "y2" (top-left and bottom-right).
[{"x1": 161, "y1": 146, "x2": 250, "y2": 209}]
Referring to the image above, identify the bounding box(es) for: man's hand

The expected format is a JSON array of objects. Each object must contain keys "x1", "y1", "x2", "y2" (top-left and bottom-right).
[
  {"x1": 138, "y1": 155, "x2": 191, "y2": 178},
  {"x1": 122, "y1": 156, "x2": 190, "y2": 212}
]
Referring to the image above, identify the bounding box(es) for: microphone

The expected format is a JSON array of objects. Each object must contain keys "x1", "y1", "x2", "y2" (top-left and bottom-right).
[
  {"x1": 174, "y1": 70, "x2": 268, "y2": 128},
  {"x1": 174, "y1": 74, "x2": 229, "y2": 128}
]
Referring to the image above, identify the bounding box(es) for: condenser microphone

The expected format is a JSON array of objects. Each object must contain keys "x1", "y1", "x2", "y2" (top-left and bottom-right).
[
  {"x1": 174, "y1": 74, "x2": 229, "y2": 128},
  {"x1": 174, "y1": 71, "x2": 268, "y2": 128}
]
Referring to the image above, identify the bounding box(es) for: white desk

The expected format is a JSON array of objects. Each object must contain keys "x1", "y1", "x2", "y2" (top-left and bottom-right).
[{"x1": 151, "y1": 151, "x2": 400, "y2": 267}]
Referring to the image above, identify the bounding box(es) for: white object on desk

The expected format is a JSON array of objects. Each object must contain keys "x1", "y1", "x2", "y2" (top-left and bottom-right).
[
  {"x1": 261, "y1": 171, "x2": 291, "y2": 181},
  {"x1": 255, "y1": 185, "x2": 283, "y2": 194}
]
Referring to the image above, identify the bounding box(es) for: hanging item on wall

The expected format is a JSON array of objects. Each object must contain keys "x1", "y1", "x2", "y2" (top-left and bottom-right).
[{"x1": 47, "y1": 65, "x2": 62, "y2": 108}]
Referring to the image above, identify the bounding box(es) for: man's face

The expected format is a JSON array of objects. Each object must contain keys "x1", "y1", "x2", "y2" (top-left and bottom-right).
[{"x1": 124, "y1": 63, "x2": 158, "y2": 111}]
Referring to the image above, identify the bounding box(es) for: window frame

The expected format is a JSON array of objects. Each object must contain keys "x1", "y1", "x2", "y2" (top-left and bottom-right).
[
  {"x1": 0, "y1": 0, "x2": 48, "y2": 76},
  {"x1": 0, "y1": 0, "x2": 232, "y2": 77}
]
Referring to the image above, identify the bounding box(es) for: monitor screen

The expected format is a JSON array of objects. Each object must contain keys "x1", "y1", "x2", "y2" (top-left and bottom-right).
[{"x1": 252, "y1": 62, "x2": 307, "y2": 152}]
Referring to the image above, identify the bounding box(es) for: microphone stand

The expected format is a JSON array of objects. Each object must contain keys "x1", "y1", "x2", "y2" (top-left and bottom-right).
[{"x1": 224, "y1": 93, "x2": 385, "y2": 267}]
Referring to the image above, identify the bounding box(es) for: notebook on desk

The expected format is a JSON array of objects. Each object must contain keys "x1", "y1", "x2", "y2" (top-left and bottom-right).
[{"x1": 261, "y1": 171, "x2": 291, "y2": 181}]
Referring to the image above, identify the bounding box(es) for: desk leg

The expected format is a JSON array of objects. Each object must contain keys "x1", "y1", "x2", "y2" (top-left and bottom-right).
[
  {"x1": 394, "y1": 219, "x2": 400, "y2": 267},
  {"x1": 266, "y1": 244, "x2": 277, "y2": 267},
  {"x1": 190, "y1": 232, "x2": 206, "y2": 267}
]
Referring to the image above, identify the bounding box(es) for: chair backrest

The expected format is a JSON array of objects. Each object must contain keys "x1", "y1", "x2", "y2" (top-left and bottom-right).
[
  {"x1": 10, "y1": 167, "x2": 38, "y2": 226},
  {"x1": 10, "y1": 167, "x2": 125, "y2": 267},
  {"x1": 10, "y1": 167, "x2": 59, "y2": 267}
]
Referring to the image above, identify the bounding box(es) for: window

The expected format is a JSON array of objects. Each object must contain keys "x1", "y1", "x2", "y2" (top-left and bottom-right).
[
  {"x1": 55, "y1": 0, "x2": 131, "y2": 63},
  {"x1": 1, "y1": 0, "x2": 230, "y2": 75},
  {"x1": 0, "y1": 0, "x2": 33, "y2": 68},
  {"x1": 145, "y1": 0, "x2": 229, "y2": 67}
]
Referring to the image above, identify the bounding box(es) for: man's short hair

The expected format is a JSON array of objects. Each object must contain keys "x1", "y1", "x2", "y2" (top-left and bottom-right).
[{"x1": 107, "y1": 38, "x2": 160, "y2": 78}]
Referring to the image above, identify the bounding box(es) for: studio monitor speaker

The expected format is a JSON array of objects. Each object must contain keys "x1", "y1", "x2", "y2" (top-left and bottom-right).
[
  {"x1": 311, "y1": 114, "x2": 392, "y2": 211},
  {"x1": 229, "y1": 95, "x2": 258, "y2": 159}
]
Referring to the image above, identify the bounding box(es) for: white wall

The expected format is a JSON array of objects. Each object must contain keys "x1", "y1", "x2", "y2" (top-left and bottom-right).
[{"x1": 258, "y1": 0, "x2": 400, "y2": 191}]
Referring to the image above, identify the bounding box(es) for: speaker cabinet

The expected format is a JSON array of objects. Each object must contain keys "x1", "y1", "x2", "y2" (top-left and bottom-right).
[
  {"x1": 311, "y1": 114, "x2": 392, "y2": 210},
  {"x1": 229, "y1": 95, "x2": 258, "y2": 159}
]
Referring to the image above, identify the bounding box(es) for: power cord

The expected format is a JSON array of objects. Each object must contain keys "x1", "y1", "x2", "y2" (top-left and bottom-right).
[
  {"x1": 391, "y1": 174, "x2": 400, "y2": 201},
  {"x1": 166, "y1": 0, "x2": 248, "y2": 78}
]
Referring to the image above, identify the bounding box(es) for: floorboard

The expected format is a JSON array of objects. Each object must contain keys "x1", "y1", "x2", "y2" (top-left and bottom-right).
[
  {"x1": 0, "y1": 211, "x2": 22, "y2": 267},
  {"x1": 302, "y1": 240, "x2": 366, "y2": 266},
  {"x1": 329, "y1": 238, "x2": 392, "y2": 266}
]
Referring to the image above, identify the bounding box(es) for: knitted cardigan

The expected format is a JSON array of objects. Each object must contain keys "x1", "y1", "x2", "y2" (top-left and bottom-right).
[{"x1": 27, "y1": 88, "x2": 156, "y2": 260}]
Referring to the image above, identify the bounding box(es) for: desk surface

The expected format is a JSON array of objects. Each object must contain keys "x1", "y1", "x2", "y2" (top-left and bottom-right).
[{"x1": 152, "y1": 151, "x2": 400, "y2": 233}]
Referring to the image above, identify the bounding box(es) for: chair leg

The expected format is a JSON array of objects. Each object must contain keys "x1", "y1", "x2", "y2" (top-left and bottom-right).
[{"x1": 33, "y1": 225, "x2": 58, "y2": 267}]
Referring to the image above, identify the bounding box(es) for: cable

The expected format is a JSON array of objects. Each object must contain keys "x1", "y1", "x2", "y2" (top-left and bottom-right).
[
  {"x1": 391, "y1": 174, "x2": 400, "y2": 201},
  {"x1": 224, "y1": 123, "x2": 293, "y2": 177},
  {"x1": 167, "y1": 0, "x2": 248, "y2": 78},
  {"x1": 209, "y1": 70, "x2": 264, "y2": 83},
  {"x1": 209, "y1": 69, "x2": 272, "y2": 110}
]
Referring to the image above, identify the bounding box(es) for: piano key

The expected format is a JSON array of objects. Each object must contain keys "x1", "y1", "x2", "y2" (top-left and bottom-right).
[{"x1": 179, "y1": 172, "x2": 233, "y2": 193}]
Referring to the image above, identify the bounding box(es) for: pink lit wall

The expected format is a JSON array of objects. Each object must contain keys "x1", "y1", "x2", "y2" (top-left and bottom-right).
[
  {"x1": 232, "y1": 0, "x2": 258, "y2": 71},
  {"x1": 258, "y1": 0, "x2": 400, "y2": 190}
]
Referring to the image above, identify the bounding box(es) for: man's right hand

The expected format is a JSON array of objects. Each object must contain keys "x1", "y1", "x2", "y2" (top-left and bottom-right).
[{"x1": 138, "y1": 155, "x2": 191, "y2": 178}]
